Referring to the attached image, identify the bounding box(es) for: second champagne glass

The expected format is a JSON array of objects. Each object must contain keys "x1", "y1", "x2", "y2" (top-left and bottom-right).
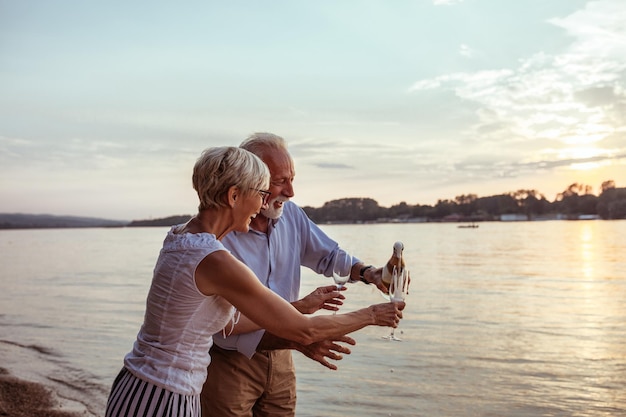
[{"x1": 383, "y1": 267, "x2": 409, "y2": 341}]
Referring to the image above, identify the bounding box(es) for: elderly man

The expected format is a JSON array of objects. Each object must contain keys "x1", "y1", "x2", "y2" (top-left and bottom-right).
[{"x1": 200, "y1": 132, "x2": 387, "y2": 417}]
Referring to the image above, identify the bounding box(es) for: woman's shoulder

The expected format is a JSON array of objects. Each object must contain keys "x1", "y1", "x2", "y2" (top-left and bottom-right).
[{"x1": 163, "y1": 226, "x2": 225, "y2": 253}]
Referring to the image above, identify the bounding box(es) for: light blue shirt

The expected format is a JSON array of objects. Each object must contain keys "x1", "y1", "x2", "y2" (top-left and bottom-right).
[{"x1": 213, "y1": 201, "x2": 360, "y2": 358}]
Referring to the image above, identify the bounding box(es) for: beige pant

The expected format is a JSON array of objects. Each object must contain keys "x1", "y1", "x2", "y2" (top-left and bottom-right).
[{"x1": 201, "y1": 345, "x2": 296, "y2": 417}]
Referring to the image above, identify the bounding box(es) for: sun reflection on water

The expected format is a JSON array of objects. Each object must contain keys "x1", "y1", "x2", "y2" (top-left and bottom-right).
[{"x1": 579, "y1": 221, "x2": 595, "y2": 280}]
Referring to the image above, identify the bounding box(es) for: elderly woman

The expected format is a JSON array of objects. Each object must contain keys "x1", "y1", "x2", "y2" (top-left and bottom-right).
[{"x1": 105, "y1": 146, "x2": 404, "y2": 417}]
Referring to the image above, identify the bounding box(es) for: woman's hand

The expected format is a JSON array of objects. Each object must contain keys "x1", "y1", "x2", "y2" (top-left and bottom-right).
[{"x1": 370, "y1": 301, "x2": 405, "y2": 327}]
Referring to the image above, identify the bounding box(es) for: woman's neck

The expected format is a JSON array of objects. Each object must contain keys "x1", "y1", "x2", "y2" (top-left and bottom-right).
[{"x1": 186, "y1": 209, "x2": 233, "y2": 240}]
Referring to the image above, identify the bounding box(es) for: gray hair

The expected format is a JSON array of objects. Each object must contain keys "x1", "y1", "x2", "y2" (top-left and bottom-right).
[
  {"x1": 192, "y1": 146, "x2": 270, "y2": 211},
  {"x1": 240, "y1": 132, "x2": 288, "y2": 159}
]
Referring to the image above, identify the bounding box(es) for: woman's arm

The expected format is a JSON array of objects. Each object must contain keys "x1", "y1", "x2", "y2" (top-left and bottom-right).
[
  {"x1": 196, "y1": 251, "x2": 403, "y2": 346},
  {"x1": 219, "y1": 284, "x2": 346, "y2": 336}
]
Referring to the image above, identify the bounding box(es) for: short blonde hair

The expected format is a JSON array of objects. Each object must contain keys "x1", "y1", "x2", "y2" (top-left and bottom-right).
[{"x1": 192, "y1": 146, "x2": 270, "y2": 211}]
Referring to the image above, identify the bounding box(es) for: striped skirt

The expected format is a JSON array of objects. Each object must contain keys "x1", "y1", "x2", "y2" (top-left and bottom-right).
[{"x1": 105, "y1": 368, "x2": 200, "y2": 417}]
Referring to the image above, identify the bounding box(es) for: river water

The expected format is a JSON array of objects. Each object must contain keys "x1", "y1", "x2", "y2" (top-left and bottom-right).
[{"x1": 0, "y1": 221, "x2": 624, "y2": 416}]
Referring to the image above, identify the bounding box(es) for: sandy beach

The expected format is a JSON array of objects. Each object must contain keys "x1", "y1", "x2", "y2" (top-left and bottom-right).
[
  {"x1": 0, "y1": 367, "x2": 91, "y2": 417},
  {"x1": 0, "y1": 341, "x2": 104, "y2": 417}
]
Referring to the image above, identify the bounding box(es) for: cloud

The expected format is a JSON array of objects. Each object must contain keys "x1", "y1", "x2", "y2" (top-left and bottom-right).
[
  {"x1": 574, "y1": 85, "x2": 619, "y2": 107},
  {"x1": 459, "y1": 44, "x2": 475, "y2": 58},
  {"x1": 433, "y1": 0, "x2": 464, "y2": 5},
  {"x1": 451, "y1": 151, "x2": 626, "y2": 183},
  {"x1": 549, "y1": 0, "x2": 626, "y2": 60},
  {"x1": 408, "y1": 69, "x2": 514, "y2": 93},
  {"x1": 599, "y1": 130, "x2": 626, "y2": 149},
  {"x1": 408, "y1": 0, "x2": 626, "y2": 175},
  {"x1": 315, "y1": 162, "x2": 354, "y2": 169}
]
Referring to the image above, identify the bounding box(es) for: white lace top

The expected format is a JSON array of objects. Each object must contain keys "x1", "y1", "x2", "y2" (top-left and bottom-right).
[{"x1": 124, "y1": 226, "x2": 235, "y2": 395}]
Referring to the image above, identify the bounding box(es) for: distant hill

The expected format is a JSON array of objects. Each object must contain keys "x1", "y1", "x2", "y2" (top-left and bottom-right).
[
  {"x1": 0, "y1": 213, "x2": 129, "y2": 229},
  {"x1": 127, "y1": 215, "x2": 192, "y2": 227}
]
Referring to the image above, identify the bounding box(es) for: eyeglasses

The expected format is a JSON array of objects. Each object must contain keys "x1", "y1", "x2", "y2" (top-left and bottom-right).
[{"x1": 253, "y1": 189, "x2": 272, "y2": 205}]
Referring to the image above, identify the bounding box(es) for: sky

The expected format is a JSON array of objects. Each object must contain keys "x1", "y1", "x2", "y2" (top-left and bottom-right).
[{"x1": 1, "y1": 0, "x2": 625, "y2": 221}]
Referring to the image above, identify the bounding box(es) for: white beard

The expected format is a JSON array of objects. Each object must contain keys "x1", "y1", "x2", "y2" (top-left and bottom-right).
[{"x1": 262, "y1": 198, "x2": 286, "y2": 219}]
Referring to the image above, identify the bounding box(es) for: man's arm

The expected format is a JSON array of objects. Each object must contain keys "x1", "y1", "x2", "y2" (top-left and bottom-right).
[
  {"x1": 291, "y1": 285, "x2": 345, "y2": 314},
  {"x1": 350, "y1": 263, "x2": 389, "y2": 294},
  {"x1": 258, "y1": 332, "x2": 356, "y2": 371}
]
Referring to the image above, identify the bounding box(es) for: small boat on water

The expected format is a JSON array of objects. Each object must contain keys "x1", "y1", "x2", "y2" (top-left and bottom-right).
[{"x1": 458, "y1": 222, "x2": 479, "y2": 228}]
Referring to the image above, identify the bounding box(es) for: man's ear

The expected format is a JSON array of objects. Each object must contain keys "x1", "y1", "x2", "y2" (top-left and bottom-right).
[{"x1": 227, "y1": 185, "x2": 239, "y2": 208}]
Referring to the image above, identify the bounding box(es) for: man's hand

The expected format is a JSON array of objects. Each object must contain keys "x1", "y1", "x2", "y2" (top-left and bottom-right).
[
  {"x1": 294, "y1": 336, "x2": 356, "y2": 370},
  {"x1": 366, "y1": 267, "x2": 390, "y2": 294},
  {"x1": 292, "y1": 285, "x2": 345, "y2": 314}
]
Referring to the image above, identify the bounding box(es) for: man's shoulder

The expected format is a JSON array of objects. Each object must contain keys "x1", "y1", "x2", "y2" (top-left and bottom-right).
[
  {"x1": 276, "y1": 201, "x2": 319, "y2": 236},
  {"x1": 281, "y1": 201, "x2": 308, "y2": 220},
  {"x1": 283, "y1": 200, "x2": 299, "y2": 213}
]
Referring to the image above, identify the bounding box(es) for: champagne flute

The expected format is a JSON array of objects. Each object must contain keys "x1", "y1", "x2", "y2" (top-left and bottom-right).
[
  {"x1": 383, "y1": 267, "x2": 409, "y2": 341},
  {"x1": 332, "y1": 252, "x2": 352, "y2": 314},
  {"x1": 332, "y1": 252, "x2": 352, "y2": 290}
]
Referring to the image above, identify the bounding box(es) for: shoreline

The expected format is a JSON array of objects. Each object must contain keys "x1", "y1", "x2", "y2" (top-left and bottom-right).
[
  {"x1": 0, "y1": 367, "x2": 92, "y2": 417},
  {"x1": 0, "y1": 340, "x2": 105, "y2": 417}
]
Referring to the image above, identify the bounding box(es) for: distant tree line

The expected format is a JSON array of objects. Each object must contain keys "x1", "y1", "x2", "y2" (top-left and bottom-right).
[
  {"x1": 7, "y1": 180, "x2": 621, "y2": 229},
  {"x1": 302, "y1": 180, "x2": 626, "y2": 223},
  {"x1": 127, "y1": 215, "x2": 192, "y2": 227}
]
